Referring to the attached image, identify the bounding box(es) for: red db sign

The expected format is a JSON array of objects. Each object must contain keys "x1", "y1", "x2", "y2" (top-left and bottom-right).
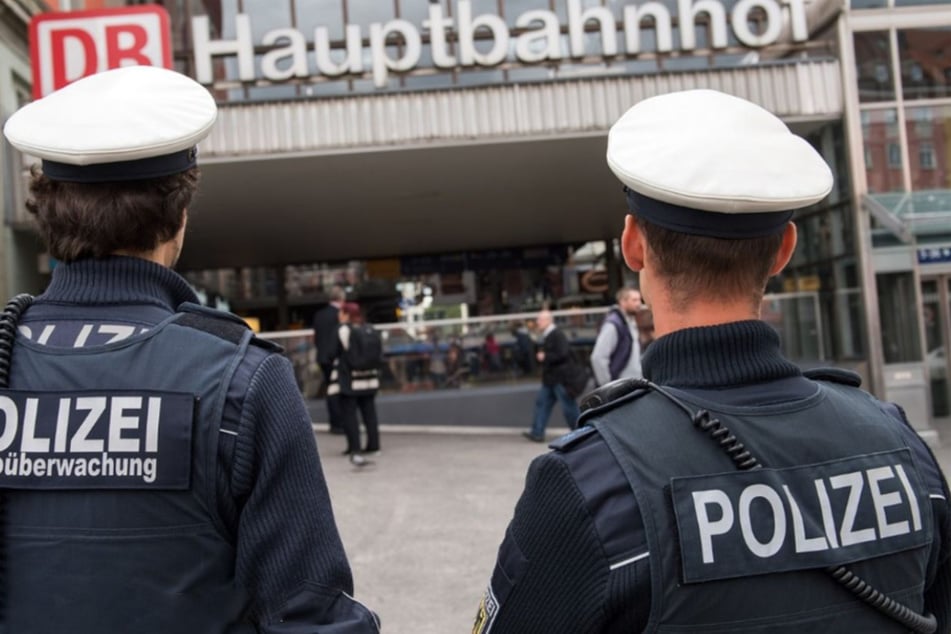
[{"x1": 30, "y1": 5, "x2": 172, "y2": 99}]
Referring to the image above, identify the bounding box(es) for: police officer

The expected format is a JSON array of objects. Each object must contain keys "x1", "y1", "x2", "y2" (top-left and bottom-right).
[
  {"x1": 474, "y1": 90, "x2": 951, "y2": 633},
  {"x1": 1, "y1": 66, "x2": 379, "y2": 632}
]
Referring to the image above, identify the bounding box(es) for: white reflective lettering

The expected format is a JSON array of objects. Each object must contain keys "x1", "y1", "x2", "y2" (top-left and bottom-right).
[
  {"x1": 54, "y1": 398, "x2": 71, "y2": 453},
  {"x1": 20, "y1": 398, "x2": 49, "y2": 453},
  {"x1": 73, "y1": 324, "x2": 93, "y2": 348},
  {"x1": 0, "y1": 396, "x2": 18, "y2": 452},
  {"x1": 814, "y1": 479, "x2": 840, "y2": 548},
  {"x1": 71, "y1": 397, "x2": 106, "y2": 453},
  {"x1": 692, "y1": 489, "x2": 734, "y2": 564},
  {"x1": 739, "y1": 484, "x2": 786, "y2": 558},
  {"x1": 109, "y1": 396, "x2": 141, "y2": 453},
  {"x1": 145, "y1": 397, "x2": 161, "y2": 453},
  {"x1": 782, "y1": 484, "x2": 828, "y2": 553},
  {"x1": 868, "y1": 466, "x2": 911, "y2": 539},
  {"x1": 830, "y1": 471, "x2": 877, "y2": 546},
  {"x1": 894, "y1": 464, "x2": 923, "y2": 532},
  {"x1": 97, "y1": 325, "x2": 136, "y2": 344}
]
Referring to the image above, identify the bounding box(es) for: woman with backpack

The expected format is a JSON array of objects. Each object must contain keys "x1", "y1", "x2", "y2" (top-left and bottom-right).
[{"x1": 327, "y1": 302, "x2": 382, "y2": 467}]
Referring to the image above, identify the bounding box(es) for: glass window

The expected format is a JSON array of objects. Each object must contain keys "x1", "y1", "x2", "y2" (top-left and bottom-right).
[
  {"x1": 862, "y1": 109, "x2": 905, "y2": 193},
  {"x1": 895, "y1": 0, "x2": 951, "y2": 6},
  {"x1": 898, "y1": 27, "x2": 951, "y2": 100},
  {"x1": 850, "y1": 0, "x2": 887, "y2": 6},
  {"x1": 920, "y1": 143, "x2": 936, "y2": 170},
  {"x1": 297, "y1": 0, "x2": 346, "y2": 41},
  {"x1": 242, "y1": 0, "x2": 293, "y2": 42},
  {"x1": 878, "y1": 272, "x2": 923, "y2": 364},
  {"x1": 345, "y1": 1, "x2": 395, "y2": 28},
  {"x1": 888, "y1": 143, "x2": 902, "y2": 168},
  {"x1": 502, "y1": 0, "x2": 554, "y2": 26},
  {"x1": 854, "y1": 31, "x2": 895, "y2": 103},
  {"x1": 399, "y1": 0, "x2": 453, "y2": 23},
  {"x1": 906, "y1": 105, "x2": 951, "y2": 190}
]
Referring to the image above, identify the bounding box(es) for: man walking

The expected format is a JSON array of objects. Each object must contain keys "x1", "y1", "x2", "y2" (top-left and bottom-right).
[
  {"x1": 314, "y1": 284, "x2": 346, "y2": 433},
  {"x1": 590, "y1": 287, "x2": 643, "y2": 386},
  {"x1": 523, "y1": 310, "x2": 581, "y2": 442}
]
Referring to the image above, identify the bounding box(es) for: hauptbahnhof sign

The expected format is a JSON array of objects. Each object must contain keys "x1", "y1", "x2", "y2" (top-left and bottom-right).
[{"x1": 193, "y1": 0, "x2": 809, "y2": 88}]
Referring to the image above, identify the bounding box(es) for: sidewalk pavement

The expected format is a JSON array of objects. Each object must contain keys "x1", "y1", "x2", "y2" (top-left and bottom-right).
[
  {"x1": 315, "y1": 424, "x2": 566, "y2": 634},
  {"x1": 315, "y1": 420, "x2": 951, "y2": 634}
]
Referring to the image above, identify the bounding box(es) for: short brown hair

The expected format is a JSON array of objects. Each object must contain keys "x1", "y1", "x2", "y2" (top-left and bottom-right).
[
  {"x1": 25, "y1": 166, "x2": 200, "y2": 262},
  {"x1": 637, "y1": 216, "x2": 784, "y2": 311}
]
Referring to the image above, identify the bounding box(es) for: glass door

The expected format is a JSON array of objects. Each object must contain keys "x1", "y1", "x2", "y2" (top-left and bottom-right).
[{"x1": 921, "y1": 277, "x2": 951, "y2": 421}]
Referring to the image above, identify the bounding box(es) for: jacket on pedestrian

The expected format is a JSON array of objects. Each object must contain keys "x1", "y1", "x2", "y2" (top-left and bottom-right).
[
  {"x1": 540, "y1": 325, "x2": 576, "y2": 387},
  {"x1": 327, "y1": 323, "x2": 381, "y2": 397}
]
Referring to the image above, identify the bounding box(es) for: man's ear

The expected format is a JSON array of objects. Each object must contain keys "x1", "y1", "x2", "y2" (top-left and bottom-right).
[
  {"x1": 621, "y1": 215, "x2": 645, "y2": 272},
  {"x1": 768, "y1": 222, "x2": 798, "y2": 276}
]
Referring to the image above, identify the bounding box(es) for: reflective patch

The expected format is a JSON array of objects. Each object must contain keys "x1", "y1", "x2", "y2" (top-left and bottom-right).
[
  {"x1": 0, "y1": 390, "x2": 194, "y2": 490},
  {"x1": 672, "y1": 448, "x2": 932, "y2": 583},
  {"x1": 472, "y1": 585, "x2": 499, "y2": 634}
]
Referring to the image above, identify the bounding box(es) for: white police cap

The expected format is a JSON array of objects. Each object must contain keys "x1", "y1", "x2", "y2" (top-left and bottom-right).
[
  {"x1": 3, "y1": 65, "x2": 217, "y2": 183},
  {"x1": 606, "y1": 89, "x2": 833, "y2": 238}
]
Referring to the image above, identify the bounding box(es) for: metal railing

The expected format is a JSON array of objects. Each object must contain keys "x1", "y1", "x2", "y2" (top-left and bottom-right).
[{"x1": 259, "y1": 293, "x2": 824, "y2": 398}]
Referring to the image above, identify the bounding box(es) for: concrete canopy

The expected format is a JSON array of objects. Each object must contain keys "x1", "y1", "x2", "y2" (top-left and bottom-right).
[{"x1": 181, "y1": 134, "x2": 624, "y2": 271}]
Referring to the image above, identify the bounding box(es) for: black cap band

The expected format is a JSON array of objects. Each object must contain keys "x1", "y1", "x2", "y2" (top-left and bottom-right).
[
  {"x1": 42, "y1": 147, "x2": 198, "y2": 183},
  {"x1": 624, "y1": 188, "x2": 793, "y2": 238}
]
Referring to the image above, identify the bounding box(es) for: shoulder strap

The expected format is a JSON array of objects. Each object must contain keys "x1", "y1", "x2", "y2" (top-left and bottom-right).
[{"x1": 175, "y1": 302, "x2": 282, "y2": 352}]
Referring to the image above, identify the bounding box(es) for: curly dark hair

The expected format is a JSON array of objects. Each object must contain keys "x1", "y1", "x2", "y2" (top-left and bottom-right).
[
  {"x1": 25, "y1": 166, "x2": 200, "y2": 262},
  {"x1": 636, "y1": 216, "x2": 785, "y2": 312}
]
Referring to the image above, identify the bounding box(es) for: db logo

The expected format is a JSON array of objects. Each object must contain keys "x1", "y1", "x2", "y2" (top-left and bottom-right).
[{"x1": 30, "y1": 5, "x2": 172, "y2": 99}]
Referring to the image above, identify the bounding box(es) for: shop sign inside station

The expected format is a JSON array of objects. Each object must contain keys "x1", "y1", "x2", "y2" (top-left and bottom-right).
[
  {"x1": 918, "y1": 247, "x2": 951, "y2": 265},
  {"x1": 192, "y1": 0, "x2": 811, "y2": 89}
]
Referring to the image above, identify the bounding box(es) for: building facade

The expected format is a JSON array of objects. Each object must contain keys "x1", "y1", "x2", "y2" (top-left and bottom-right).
[{"x1": 3, "y1": 0, "x2": 951, "y2": 434}]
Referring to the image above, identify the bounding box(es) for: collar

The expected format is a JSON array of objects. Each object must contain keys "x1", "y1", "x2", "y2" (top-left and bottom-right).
[
  {"x1": 642, "y1": 320, "x2": 802, "y2": 388},
  {"x1": 37, "y1": 256, "x2": 199, "y2": 310},
  {"x1": 542, "y1": 324, "x2": 556, "y2": 338}
]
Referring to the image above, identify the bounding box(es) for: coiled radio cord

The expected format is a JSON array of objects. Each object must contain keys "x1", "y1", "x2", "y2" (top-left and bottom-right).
[
  {"x1": 582, "y1": 378, "x2": 937, "y2": 634},
  {"x1": 0, "y1": 293, "x2": 33, "y2": 624}
]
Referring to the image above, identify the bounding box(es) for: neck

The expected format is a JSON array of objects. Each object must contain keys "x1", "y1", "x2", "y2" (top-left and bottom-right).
[{"x1": 651, "y1": 296, "x2": 760, "y2": 338}]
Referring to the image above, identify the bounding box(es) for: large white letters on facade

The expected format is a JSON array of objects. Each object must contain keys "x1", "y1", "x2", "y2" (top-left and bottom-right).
[{"x1": 192, "y1": 0, "x2": 810, "y2": 89}]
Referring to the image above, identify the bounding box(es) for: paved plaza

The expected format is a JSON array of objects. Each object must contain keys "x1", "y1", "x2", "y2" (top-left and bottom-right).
[{"x1": 314, "y1": 419, "x2": 951, "y2": 633}]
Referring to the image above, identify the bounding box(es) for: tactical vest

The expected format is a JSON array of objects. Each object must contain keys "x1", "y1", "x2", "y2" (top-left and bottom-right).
[
  {"x1": 593, "y1": 380, "x2": 934, "y2": 633},
  {"x1": 605, "y1": 308, "x2": 634, "y2": 381},
  {"x1": 2, "y1": 305, "x2": 259, "y2": 633}
]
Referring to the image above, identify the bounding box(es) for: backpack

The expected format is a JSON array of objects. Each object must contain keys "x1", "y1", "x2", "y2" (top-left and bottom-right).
[{"x1": 346, "y1": 324, "x2": 384, "y2": 371}]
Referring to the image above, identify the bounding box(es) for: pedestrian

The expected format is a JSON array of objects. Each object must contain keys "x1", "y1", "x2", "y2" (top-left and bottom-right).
[
  {"x1": 475, "y1": 89, "x2": 950, "y2": 633},
  {"x1": 328, "y1": 302, "x2": 381, "y2": 466},
  {"x1": 0, "y1": 66, "x2": 379, "y2": 632},
  {"x1": 522, "y1": 309, "x2": 581, "y2": 442},
  {"x1": 590, "y1": 286, "x2": 643, "y2": 386},
  {"x1": 313, "y1": 283, "x2": 347, "y2": 434}
]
